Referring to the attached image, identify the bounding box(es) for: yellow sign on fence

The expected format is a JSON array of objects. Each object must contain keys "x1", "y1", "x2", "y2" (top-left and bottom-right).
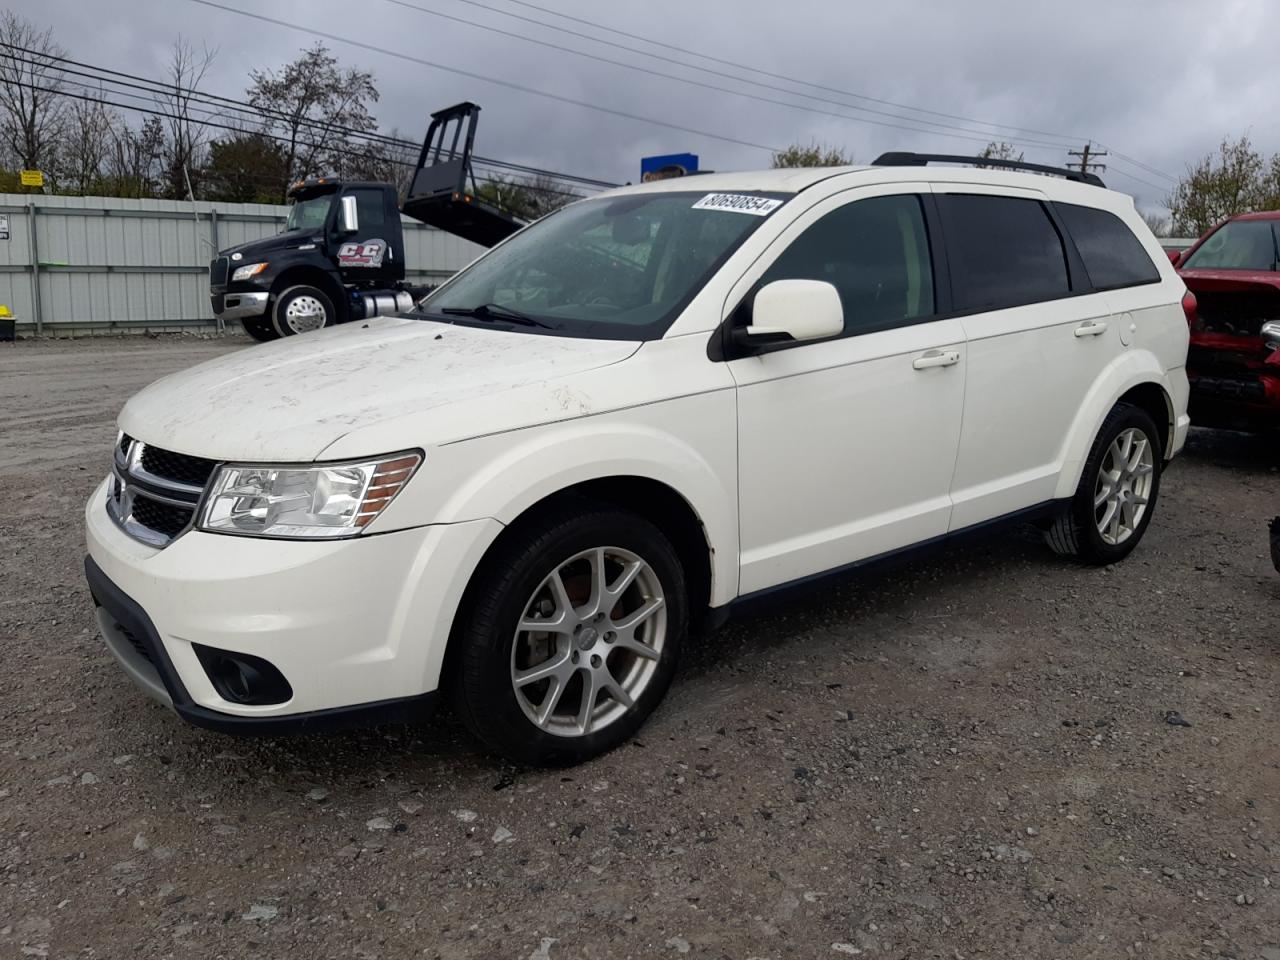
[{"x1": 19, "y1": 170, "x2": 43, "y2": 187}]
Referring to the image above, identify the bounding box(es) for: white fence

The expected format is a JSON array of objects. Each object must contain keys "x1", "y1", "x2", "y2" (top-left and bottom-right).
[{"x1": 0, "y1": 193, "x2": 486, "y2": 335}]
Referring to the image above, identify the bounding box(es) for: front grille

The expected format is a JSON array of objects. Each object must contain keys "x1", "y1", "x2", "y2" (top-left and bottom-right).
[
  {"x1": 130, "y1": 495, "x2": 194, "y2": 538},
  {"x1": 140, "y1": 445, "x2": 219, "y2": 488},
  {"x1": 108, "y1": 437, "x2": 220, "y2": 547},
  {"x1": 210, "y1": 255, "x2": 229, "y2": 286}
]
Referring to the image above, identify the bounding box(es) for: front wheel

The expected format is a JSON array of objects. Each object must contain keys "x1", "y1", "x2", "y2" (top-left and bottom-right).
[
  {"x1": 1046, "y1": 402, "x2": 1162, "y2": 564},
  {"x1": 448, "y1": 502, "x2": 687, "y2": 766},
  {"x1": 272, "y1": 284, "x2": 336, "y2": 337},
  {"x1": 240, "y1": 317, "x2": 279, "y2": 342}
]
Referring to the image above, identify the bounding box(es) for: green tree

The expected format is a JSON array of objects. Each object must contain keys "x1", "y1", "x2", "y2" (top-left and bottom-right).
[
  {"x1": 771, "y1": 141, "x2": 851, "y2": 168},
  {"x1": 203, "y1": 132, "x2": 289, "y2": 203},
  {"x1": 474, "y1": 174, "x2": 578, "y2": 221},
  {"x1": 1168, "y1": 135, "x2": 1267, "y2": 236}
]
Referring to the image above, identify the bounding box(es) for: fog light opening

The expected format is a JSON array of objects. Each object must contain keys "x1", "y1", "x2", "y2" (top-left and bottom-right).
[{"x1": 192, "y1": 644, "x2": 293, "y2": 706}]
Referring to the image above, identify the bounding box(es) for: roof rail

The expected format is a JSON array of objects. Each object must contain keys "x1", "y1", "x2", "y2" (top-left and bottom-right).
[{"x1": 872, "y1": 151, "x2": 1105, "y2": 188}]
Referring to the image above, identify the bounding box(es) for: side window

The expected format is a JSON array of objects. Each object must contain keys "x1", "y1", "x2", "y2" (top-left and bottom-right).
[
  {"x1": 1055, "y1": 202, "x2": 1160, "y2": 290},
  {"x1": 351, "y1": 189, "x2": 386, "y2": 230},
  {"x1": 938, "y1": 194, "x2": 1070, "y2": 311},
  {"x1": 757, "y1": 194, "x2": 935, "y2": 336}
]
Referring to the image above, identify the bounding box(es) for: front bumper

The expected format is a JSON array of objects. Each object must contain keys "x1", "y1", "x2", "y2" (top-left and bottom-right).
[
  {"x1": 210, "y1": 290, "x2": 269, "y2": 321},
  {"x1": 84, "y1": 478, "x2": 503, "y2": 733}
]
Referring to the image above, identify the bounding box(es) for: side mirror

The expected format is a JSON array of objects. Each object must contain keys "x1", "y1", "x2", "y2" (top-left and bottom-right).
[
  {"x1": 1166, "y1": 249, "x2": 1182, "y2": 266},
  {"x1": 733, "y1": 279, "x2": 844, "y2": 351},
  {"x1": 338, "y1": 195, "x2": 359, "y2": 234}
]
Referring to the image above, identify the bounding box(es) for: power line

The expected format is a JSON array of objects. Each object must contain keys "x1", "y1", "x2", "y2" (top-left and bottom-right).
[
  {"x1": 380, "y1": 0, "x2": 1085, "y2": 152},
  {"x1": 185, "y1": 0, "x2": 787, "y2": 155},
  {"x1": 453, "y1": 0, "x2": 1179, "y2": 186},
  {"x1": 10, "y1": 80, "x2": 591, "y2": 204},
  {"x1": 0, "y1": 42, "x2": 619, "y2": 190},
  {"x1": 475, "y1": 0, "x2": 1092, "y2": 144}
]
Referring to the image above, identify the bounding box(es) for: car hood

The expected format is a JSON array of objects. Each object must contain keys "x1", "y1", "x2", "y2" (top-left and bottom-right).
[
  {"x1": 1179, "y1": 268, "x2": 1280, "y2": 293},
  {"x1": 118, "y1": 317, "x2": 640, "y2": 462}
]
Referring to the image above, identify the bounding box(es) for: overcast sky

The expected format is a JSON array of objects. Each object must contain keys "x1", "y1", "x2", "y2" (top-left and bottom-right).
[{"x1": 10, "y1": 0, "x2": 1277, "y2": 214}]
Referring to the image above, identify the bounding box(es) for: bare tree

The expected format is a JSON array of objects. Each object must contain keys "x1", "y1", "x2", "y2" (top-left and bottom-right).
[
  {"x1": 976, "y1": 141, "x2": 1024, "y2": 167},
  {"x1": 247, "y1": 43, "x2": 379, "y2": 200},
  {"x1": 59, "y1": 94, "x2": 116, "y2": 194},
  {"x1": 105, "y1": 115, "x2": 165, "y2": 199},
  {"x1": 154, "y1": 36, "x2": 217, "y2": 199},
  {"x1": 1140, "y1": 211, "x2": 1172, "y2": 238},
  {"x1": 0, "y1": 12, "x2": 68, "y2": 176},
  {"x1": 339, "y1": 128, "x2": 418, "y2": 201}
]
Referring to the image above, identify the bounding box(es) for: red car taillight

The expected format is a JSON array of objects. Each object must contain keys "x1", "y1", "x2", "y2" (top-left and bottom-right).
[{"x1": 1181, "y1": 290, "x2": 1199, "y2": 328}]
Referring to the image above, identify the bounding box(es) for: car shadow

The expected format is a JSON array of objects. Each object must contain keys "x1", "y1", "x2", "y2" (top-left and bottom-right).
[{"x1": 1180, "y1": 425, "x2": 1280, "y2": 473}]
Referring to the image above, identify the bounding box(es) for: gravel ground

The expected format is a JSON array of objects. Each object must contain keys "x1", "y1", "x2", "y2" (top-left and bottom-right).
[{"x1": 1, "y1": 335, "x2": 1278, "y2": 960}]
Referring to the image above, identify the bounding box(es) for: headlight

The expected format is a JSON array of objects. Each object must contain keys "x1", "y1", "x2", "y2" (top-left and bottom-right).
[
  {"x1": 198, "y1": 452, "x2": 421, "y2": 539},
  {"x1": 231, "y1": 262, "x2": 268, "y2": 282}
]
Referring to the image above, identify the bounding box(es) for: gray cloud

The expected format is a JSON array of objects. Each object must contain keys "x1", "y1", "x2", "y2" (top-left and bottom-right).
[{"x1": 11, "y1": 0, "x2": 1276, "y2": 212}]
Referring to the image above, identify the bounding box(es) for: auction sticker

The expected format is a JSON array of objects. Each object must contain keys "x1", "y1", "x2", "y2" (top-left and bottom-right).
[{"x1": 691, "y1": 194, "x2": 783, "y2": 216}]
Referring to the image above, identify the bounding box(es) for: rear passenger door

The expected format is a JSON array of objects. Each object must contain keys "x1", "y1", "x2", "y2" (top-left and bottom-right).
[
  {"x1": 728, "y1": 185, "x2": 967, "y2": 594},
  {"x1": 934, "y1": 186, "x2": 1117, "y2": 530}
]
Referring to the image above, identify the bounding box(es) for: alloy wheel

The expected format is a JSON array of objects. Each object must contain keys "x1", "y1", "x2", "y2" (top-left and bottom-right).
[
  {"x1": 1094, "y1": 427, "x2": 1155, "y2": 545},
  {"x1": 510, "y1": 546, "x2": 666, "y2": 738}
]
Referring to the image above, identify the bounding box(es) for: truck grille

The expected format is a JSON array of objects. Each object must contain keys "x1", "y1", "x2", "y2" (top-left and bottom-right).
[
  {"x1": 209, "y1": 256, "x2": 229, "y2": 287},
  {"x1": 107, "y1": 435, "x2": 221, "y2": 547}
]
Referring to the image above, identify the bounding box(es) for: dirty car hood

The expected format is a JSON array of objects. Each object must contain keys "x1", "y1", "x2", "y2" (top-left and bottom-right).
[{"x1": 118, "y1": 317, "x2": 640, "y2": 461}]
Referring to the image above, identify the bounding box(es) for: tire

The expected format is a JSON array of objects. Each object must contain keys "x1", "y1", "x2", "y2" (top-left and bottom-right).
[
  {"x1": 272, "y1": 284, "x2": 336, "y2": 337},
  {"x1": 1045, "y1": 402, "x2": 1163, "y2": 565},
  {"x1": 240, "y1": 317, "x2": 279, "y2": 342},
  {"x1": 448, "y1": 501, "x2": 688, "y2": 766}
]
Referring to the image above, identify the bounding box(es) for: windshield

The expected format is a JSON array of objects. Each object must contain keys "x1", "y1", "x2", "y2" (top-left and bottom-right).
[
  {"x1": 286, "y1": 194, "x2": 334, "y2": 232},
  {"x1": 1182, "y1": 219, "x2": 1279, "y2": 271},
  {"x1": 418, "y1": 191, "x2": 786, "y2": 339}
]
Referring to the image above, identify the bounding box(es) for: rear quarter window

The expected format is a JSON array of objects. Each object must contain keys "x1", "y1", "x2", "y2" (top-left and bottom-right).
[
  {"x1": 936, "y1": 194, "x2": 1070, "y2": 312},
  {"x1": 1055, "y1": 203, "x2": 1160, "y2": 290}
]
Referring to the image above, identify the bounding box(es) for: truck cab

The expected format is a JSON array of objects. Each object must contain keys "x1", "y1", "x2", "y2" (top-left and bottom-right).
[
  {"x1": 209, "y1": 103, "x2": 527, "y2": 342},
  {"x1": 209, "y1": 180, "x2": 407, "y2": 340}
]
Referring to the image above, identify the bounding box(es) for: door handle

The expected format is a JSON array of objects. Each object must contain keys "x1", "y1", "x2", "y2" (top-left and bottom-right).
[
  {"x1": 912, "y1": 349, "x2": 961, "y2": 370},
  {"x1": 1074, "y1": 320, "x2": 1108, "y2": 338}
]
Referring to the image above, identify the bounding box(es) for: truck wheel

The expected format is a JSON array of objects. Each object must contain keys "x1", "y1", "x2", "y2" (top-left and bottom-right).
[
  {"x1": 272, "y1": 285, "x2": 335, "y2": 337},
  {"x1": 240, "y1": 317, "x2": 279, "y2": 342},
  {"x1": 448, "y1": 501, "x2": 687, "y2": 766},
  {"x1": 1045, "y1": 402, "x2": 1162, "y2": 565}
]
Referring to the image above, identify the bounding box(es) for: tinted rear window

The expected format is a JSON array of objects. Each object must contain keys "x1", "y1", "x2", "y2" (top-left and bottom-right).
[
  {"x1": 1056, "y1": 203, "x2": 1159, "y2": 290},
  {"x1": 938, "y1": 194, "x2": 1070, "y2": 311}
]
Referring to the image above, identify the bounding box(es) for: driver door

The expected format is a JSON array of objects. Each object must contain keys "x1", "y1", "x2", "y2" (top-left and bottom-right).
[
  {"x1": 725, "y1": 185, "x2": 967, "y2": 595},
  {"x1": 334, "y1": 187, "x2": 401, "y2": 285}
]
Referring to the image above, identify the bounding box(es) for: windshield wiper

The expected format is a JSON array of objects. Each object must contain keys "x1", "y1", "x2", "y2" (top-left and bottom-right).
[{"x1": 439, "y1": 303, "x2": 556, "y2": 329}]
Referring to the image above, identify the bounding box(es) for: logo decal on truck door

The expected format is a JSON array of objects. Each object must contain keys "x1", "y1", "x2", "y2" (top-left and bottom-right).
[{"x1": 337, "y1": 239, "x2": 388, "y2": 268}]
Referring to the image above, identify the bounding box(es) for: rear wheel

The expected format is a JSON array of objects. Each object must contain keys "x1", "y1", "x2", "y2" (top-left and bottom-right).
[
  {"x1": 1046, "y1": 402, "x2": 1162, "y2": 564},
  {"x1": 448, "y1": 502, "x2": 687, "y2": 766},
  {"x1": 240, "y1": 317, "x2": 279, "y2": 342},
  {"x1": 272, "y1": 284, "x2": 336, "y2": 337}
]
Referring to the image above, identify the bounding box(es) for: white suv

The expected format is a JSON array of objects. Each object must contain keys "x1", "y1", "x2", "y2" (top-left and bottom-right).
[{"x1": 85, "y1": 154, "x2": 1190, "y2": 764}]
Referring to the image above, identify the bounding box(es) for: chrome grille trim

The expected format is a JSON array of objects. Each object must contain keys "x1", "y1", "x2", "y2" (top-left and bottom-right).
[{"x1": 107, "y1": 436, "x2": 219, "y2": 547}]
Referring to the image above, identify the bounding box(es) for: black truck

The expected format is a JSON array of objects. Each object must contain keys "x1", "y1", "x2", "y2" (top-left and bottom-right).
[{"x1": 209, "y1": 103, "x2": 526, "y2": 341}]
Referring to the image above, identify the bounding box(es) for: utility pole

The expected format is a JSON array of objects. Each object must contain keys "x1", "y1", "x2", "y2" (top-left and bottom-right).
[{"x1": 1067, "y1": 142, "x2": 1108, "y2": 177}]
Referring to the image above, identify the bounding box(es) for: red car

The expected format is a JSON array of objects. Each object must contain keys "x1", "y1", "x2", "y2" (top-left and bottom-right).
[{"x1": 1175, "y1": 210, "x2": 1280, "y2": 430}]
